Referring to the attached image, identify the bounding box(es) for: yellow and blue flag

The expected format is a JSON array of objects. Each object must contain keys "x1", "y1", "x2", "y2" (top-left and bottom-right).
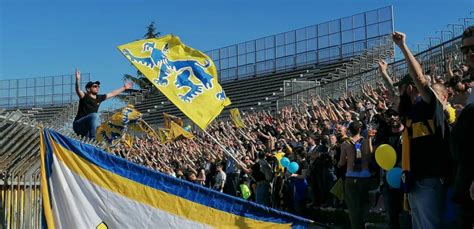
[
  {"x1": 118, "y1": 35, "x2": 231, "y2": 130},
  {"x1": 40, "y1": 129, "x2": 311, "y2": 228},
  {"x1": 163, "y1": 112, "x2": 184, "y2": 129},
  {"x1": 230, "y1": 108, "x2": 246, "y2": 128},
  {"x1": 157, "y1": 128, "x2": 170, "y2": 143},
  {"x1": 168, "y1": 120, "x2": 194, "y2": 140},
  {"x1": 97, "y1": 105, "x2": 156, "y2": 145}
]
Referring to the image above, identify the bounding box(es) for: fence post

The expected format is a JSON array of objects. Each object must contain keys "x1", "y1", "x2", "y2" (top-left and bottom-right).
[{"x1": 345, "y1": 79, "x2": 348, "y2": 94}]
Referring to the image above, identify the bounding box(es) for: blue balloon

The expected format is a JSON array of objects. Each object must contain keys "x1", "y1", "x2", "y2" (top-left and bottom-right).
[
  {"x1": 280, "y1": 157, "x2": 290, "y2": 168},
  {"x1": 386, "y1": 167, "x2": 402, "y2": 189},
  {"x1": 288, "y1": 162, "x2": 299, "y2": 174}
]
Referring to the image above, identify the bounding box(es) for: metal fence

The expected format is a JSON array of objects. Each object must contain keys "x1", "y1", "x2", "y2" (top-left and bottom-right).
[
  {"x1": 0, "y1": 73, "x2": 91, "y2": 109},
  {"x1": 274, "y1": 35, "x2": 393, "y2": 109},
  {"x1": 391, "y1": 36, "x2": 465, "y2": 81},
  {"x1": 205, "y1": 6, "x2": 394, "y2": 82},
  {"x1": 272, "y1": 16, "x2": 473, "y2": 107},
  {"x1": 0, "y1": 109, "x2": 102, "y2": 228},
  {"x1": 1, "y1": 111, "x2": 42, "y2": 228},
  {"x1": 283, "y1": 80, "x2": 320, "y2": 104}
]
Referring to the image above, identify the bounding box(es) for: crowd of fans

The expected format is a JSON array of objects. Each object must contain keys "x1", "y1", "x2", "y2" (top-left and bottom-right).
[{"x1": 109, "y1": 28, "x2": 474, "y2": 228}]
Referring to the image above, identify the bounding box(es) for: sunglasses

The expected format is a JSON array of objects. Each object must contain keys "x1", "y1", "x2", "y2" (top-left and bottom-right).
[
  {"x1": 461, "y1": 45, "x2": 474, "y2": 54},
  {"x1": 91, "y1": 85, "x2": 100, "y2": 88}
]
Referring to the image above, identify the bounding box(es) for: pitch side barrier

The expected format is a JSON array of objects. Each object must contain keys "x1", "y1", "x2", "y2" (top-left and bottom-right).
[{"x1": 0, "y1": 109, "x2": 102, "y2": 229}]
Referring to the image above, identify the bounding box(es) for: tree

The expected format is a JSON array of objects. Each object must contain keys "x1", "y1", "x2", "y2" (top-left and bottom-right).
[
  {"x1": 144, "y1": 22, "x2": 161, "y2": 40},
  {"x1": 119, "y1": 22, "x2": 161, "y2": 102}
]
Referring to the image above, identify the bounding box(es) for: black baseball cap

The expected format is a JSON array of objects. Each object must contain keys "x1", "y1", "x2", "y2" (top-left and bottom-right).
[
  {"x1": 85, "y1": 81, "x2": 100, "y2": 89},
  {"x1": 393, "y1": 74, "x2": 414, "y2": 87}
]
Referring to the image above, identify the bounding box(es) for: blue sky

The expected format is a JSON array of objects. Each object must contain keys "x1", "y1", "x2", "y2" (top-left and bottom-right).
[{"x1": 1, "y1": 0, "x2": 473, "y2": 108}]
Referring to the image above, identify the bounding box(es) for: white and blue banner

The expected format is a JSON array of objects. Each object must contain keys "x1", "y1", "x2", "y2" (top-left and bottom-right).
[{"x1": 40, "y1": 129, "x2": 312, "y2": 228}]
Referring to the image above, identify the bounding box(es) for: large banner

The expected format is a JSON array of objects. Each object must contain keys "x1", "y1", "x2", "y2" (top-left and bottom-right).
[
  {"x1": 40, "y1": 129, "x2": 311, "y2": 228},
  {"x1": 118, "y1": 35, "x2": 231, "y2": 130}
]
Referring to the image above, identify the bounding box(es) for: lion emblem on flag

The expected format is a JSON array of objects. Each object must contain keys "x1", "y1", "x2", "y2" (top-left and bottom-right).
[{"x1": 122, "y1": 42, "x2": 226, "y2": 103}]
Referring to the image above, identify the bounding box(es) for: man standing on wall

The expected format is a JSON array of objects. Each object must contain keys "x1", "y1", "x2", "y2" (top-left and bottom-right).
[{"x1": 73, "y1": 69, "x2": 133, "y2": 139}]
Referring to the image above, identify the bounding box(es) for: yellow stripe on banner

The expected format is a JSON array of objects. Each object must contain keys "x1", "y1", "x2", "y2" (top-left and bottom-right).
[
  {"x1": 40, "y1": 130, "x2": 56, "y2": 229},
  {"x1": 48, "y1": 134, "x2": 290, "y2": 229}
]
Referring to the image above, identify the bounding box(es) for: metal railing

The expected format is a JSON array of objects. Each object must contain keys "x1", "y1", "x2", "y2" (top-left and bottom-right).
[
  {"x1": 275, "y1": 35, "x2": 394, "y2": 109},
  {"x1": 206, "y1": 6, "x2": 394, "y2": 82},
  {"x1": 274, "y1": 32, "x2": 467, "y2": 110},
  {"x1": 272, "y1": 15, "x2": 473, "y2": 107},
  {"x1": 0, "y1": 109, "x2": 102, "y2": 229},
  {"x1": 0, "y1": 73, "x2": 91, "y2": 109}
]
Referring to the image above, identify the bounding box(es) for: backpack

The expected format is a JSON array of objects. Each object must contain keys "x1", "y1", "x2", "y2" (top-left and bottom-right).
[{"x1": 345, "y1": 137, "x2": 364, "y2": 172}]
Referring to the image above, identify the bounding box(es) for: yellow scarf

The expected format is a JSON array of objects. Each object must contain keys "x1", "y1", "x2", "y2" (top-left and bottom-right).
[{"x1": 401, "y1": 120, "x2": 411, "y2": 211}]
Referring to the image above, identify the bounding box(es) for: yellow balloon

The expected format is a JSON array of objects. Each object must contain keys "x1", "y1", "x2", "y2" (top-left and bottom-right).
[{"x1": 375, "y1": 144, "x2": 396, "y2": 170}]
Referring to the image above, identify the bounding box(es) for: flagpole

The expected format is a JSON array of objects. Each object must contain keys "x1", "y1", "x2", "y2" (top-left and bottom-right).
[
  {"x1": 140, "y1": 119, "x2": 159, "y2": 137},
  {"x1": 203, "y1": 130, "x2": 246, "y2": 168}
]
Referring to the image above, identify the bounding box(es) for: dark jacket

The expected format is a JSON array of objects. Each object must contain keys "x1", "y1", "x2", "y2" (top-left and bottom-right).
[{"x1": 450, "y1": 104, "x2": 474, "y2": 203}]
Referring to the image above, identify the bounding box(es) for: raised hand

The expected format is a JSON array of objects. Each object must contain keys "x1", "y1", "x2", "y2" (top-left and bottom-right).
[
  {"x1": 124, "y1": 81, "x2": 134, "y2": 90},
  {"x1": 311, "y1": 97, "x2": 318, "y2": 107},
  {"x1": 446, "y1": 54, "x2": 453, "y2": 65},
  {"x1": 392, "y1": 31, "x2": 406, "y2": 47},
  {"x1": 377, "y1": 60, "x2": 388, "y2": 73},
  {"x1": 75, "y1": 68, "x2": 81, "y2": 81},
  {"x1": 430, "y1": 63, "x2": 438, "y2": 74}
]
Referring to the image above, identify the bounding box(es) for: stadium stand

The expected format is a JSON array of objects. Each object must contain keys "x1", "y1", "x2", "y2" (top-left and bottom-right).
[
  {"x1": 3, "y1": 103, "x2": 78, "y2": 127},
  {"x1": 2, "y1": 5, "x2": 472, "y2": 228},
  {"x1": 134, "y1": 36, "x2": 393, "y2": 126},
  {"x1": 135, "y1": 62, "x2": 342, "y2": 125}
]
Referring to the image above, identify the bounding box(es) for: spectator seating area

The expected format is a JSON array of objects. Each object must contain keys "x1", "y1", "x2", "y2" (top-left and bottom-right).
[
  {"x1": 134, "y1": 37, "x2": 394, "y2": 127},
  {"x1": 3, "y1": 103, "x2": 77, "y2": 126},
  {"x1": 135, "y1": 62, "x2": 345, "y2": 126}
]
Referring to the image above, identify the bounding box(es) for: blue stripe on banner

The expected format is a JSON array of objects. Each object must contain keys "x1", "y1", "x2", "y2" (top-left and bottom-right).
[
  {"x1": 46, "y1": 129, "x2": 311, "y2": 228},
  {"x1": 42, "y1": 129, "x2": 55, "y2": 229},
  {"x1": 43, "y1": 129, "x2": 54, "y2": 182}
]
